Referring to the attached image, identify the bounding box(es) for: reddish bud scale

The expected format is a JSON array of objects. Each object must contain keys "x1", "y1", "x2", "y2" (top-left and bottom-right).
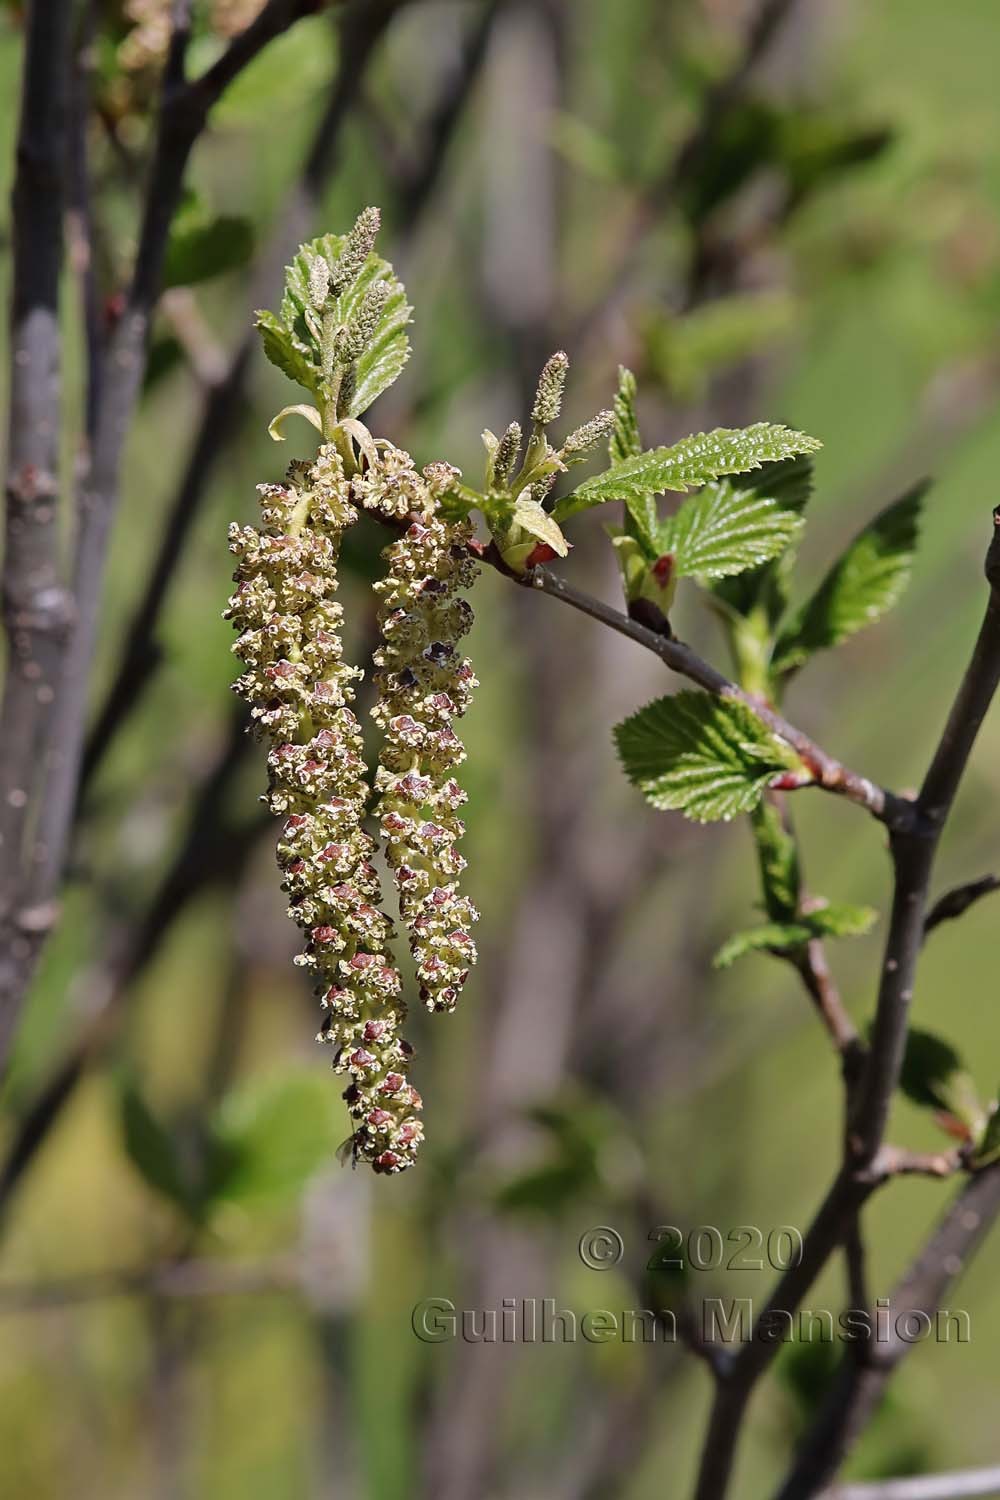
[{"x1": 226, "y1": 446, "x2": 421, "y2": 1173}]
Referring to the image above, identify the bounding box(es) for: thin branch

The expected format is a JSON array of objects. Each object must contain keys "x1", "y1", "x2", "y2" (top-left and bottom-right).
[
  {"x1": 792, "y1": 940, "x2": 864, "y2": 1071},
  {"x1": 81, "y1": 0, "x2": 461, "y2": 791},
  {"x1": 511, "y1": 560, "x2": 914, "y2": 831},
  {"x1": 0, "y1": 709, "x2": 262, "y2": 1222},
  {"x1": 0, "y1": 1254, "x2": 302, "y2": 1313},
  {"x1": 688, "y1": 518, "x2": 1000, "y2": 1500},
  {"x1": 823, "y1": 1471, "x2": 1000, "y2": 1500},
  {"x1": 924, "y1": 874, "x2": 1000, "y2": 937},
  {"x1": 851, "y1": 517, "x2": 1000, "y2": 1167},
  {"x1": 774, "y1": 1161, "x2": 1000, "y2": 1500}
]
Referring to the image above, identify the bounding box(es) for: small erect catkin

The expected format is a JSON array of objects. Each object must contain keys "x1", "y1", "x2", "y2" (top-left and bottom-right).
[
  {"x1": 359, "y1": 446, "x2": 480, "y2": 1013},
  {"x1": 226, "y1": 444, "x2": 422, "y2": 1174}
]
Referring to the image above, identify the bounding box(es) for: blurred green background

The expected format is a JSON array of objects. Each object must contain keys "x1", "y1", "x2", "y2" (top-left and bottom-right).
[{"x1": 1, "y1": 0, "x2": 1000, "y2": 1495}]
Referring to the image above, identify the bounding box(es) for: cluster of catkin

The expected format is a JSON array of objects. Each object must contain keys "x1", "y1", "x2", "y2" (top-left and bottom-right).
[{"x1": 227, "y1": 441, "x2": 478, "y2": 1174}]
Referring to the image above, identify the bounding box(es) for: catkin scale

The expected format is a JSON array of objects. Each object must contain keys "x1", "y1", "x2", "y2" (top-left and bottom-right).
[{"x1": 226, "y1": 445, "x2": 422, "y2": 1174}]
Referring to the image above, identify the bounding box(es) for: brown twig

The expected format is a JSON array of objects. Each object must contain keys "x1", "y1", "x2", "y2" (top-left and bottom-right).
[{"x1": 508, "y1": 559, "x2": 915, "y2": 832}]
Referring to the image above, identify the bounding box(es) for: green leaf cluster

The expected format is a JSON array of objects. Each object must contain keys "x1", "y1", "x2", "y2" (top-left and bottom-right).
[{"x1": 256, "y1": 208, "x2": 411, "y2": 425}]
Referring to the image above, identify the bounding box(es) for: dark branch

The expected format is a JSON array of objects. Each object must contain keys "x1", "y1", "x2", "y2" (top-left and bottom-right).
[
  {"x1": 0, "y1": 0, "x2": 75, "y2": 1061},
  {"x1": 774, "y1": 1162, "x2": 1000, "y2": 1499},
  {"x1": 851, "y1": 518, "x2": 1000, "y2": 1167},
  {"x1": 924, "y1": 874, "x2": 1000, "y2": 936}
]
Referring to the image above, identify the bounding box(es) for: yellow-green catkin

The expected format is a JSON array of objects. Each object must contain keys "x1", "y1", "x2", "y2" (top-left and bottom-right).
[
  {"x1": 226, "y1": 444, "x2": 422, "y2": 1174},
  {"x1": 358, "y1": 446, "x2": 481, "y2": 1013}
]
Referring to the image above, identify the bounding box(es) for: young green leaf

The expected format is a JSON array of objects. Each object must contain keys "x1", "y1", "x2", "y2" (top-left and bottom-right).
[
  {"x1": 255, "y1": 307, "x2": 317, "y2": 393},
  {"x1": 714, "y1": 920, "x2": 814, "y2": 968},
  {"x1": 805, "y1": 902, "x2": 878, "y2": 940},
  {"x1": 283, "y1": 237, "x2": 412, "y2": 416},
  {"x1": 708, "y1": 454, "x2": 817, "y2": 628},
  {"x1": 614, "y1": 691, "x2": 805, "y2": 823},
  {"x1": 750, "y1": 799, "x2": 801, "y2": 922},
  {"x1": 608, "y1": 365, "x2": 659, "y2": 551},
  {"x1": 554, "y1": 423, "x2": 821, "y2": 523},
  {"x1": 772, "y1": 483, "x2": 925, "y2": 675},
  {"x1": 712, "y1": 901, "x2": 876, "y2": 968},
  {"x1": 509, "y1": 493, "x2": 570, "y2": 558},
  {"x1": 898, "y1": 1026, "x2": 984, "y2": 1135},
  {"x1": 610, "y1": 366, "x2": 642, "y2": 465},
  {"x1": 661, "y1": 478, "x2": 804, "y2": 580}
]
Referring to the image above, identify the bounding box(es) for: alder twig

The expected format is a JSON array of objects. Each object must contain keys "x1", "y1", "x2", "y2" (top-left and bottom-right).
[
  {"x1": 506, "y1": 559, "x2": 915, "y2": 831},
  {"x1": 775, "y1": 1161, "x2": 1000, "y2": 1500},
  {"x1": 686, "y1": 511, "x2": 1000, "y2": 1500},
  {"x1": 851, "y1": 516, "x2": 1000, "y2": 1168}
]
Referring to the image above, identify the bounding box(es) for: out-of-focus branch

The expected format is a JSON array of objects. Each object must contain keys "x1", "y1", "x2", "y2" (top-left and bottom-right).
[
  {"x1": 0, "y1": 709, "x2": 262, "y2": 1220},
  {"x1": 0, "y1": 0, "x2": 319, "y2": 1071},
  {"x1": 0, "y1": 1253, "x2": 302, "y2": 1313},
  {"x1": 573, "y1": 0, "x2": 802, "y2": 345},
  {"x1": 923, "y1": 873, "x2": 1000, "y2": 937},
  {"x1": 775, "y1": 1161, "x2": 1000, "y2": 1500},
  {"x1": 822, "y1": 1468, "x2": 1000, "y2": 1500},
  {"x1": 81, "y1": 0, "x2": 407, "y2": 793},
  {"x1": 0, "y1": 0, "x2": 75, "y2": 1054}
]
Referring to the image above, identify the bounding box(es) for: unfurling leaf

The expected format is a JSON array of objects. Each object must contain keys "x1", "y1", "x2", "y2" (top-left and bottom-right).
[
  {"x1": 772, "y1": 483, "x2": 925, "y2": 675},
  {"x1": 268, "y1": 403, "x2": 323, "y2": 441},
  {"x1": 714, "y1": 921, "x2": 814, "y2": 968},
  {"x1": 898, "y1": 1026, "x2": 984, "y2": 1136},
  {"x1": 610, "y1": 366, "x2": 642, "y2": 465},
  {"x1": 283, "y1": 235, "x2": 412, "y2": 416},
  {"x1": 713, "y1": 901, "x2": 877, "y2": 968},
  {"x1": 256, "y1": 213, "x2": 412, "y2": 420},
  {"x1": 662, "y1": 479, "x2": 804, "y2": 580},
  {"x1": 608, "y1": 366, "x2": 659, "y2": 553},
  {"x1": 510, "y1": 493, "x2": 570, "y2": 557},
  {"x1": 614, "y1": 691, "x2": 806, "y2": 823},
  {"x1": 554, "y1": 423, "x2": 821, "y2": 523},
  {"x1": 255, "y1": 307, "x2": 317, "y2": 392}
]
